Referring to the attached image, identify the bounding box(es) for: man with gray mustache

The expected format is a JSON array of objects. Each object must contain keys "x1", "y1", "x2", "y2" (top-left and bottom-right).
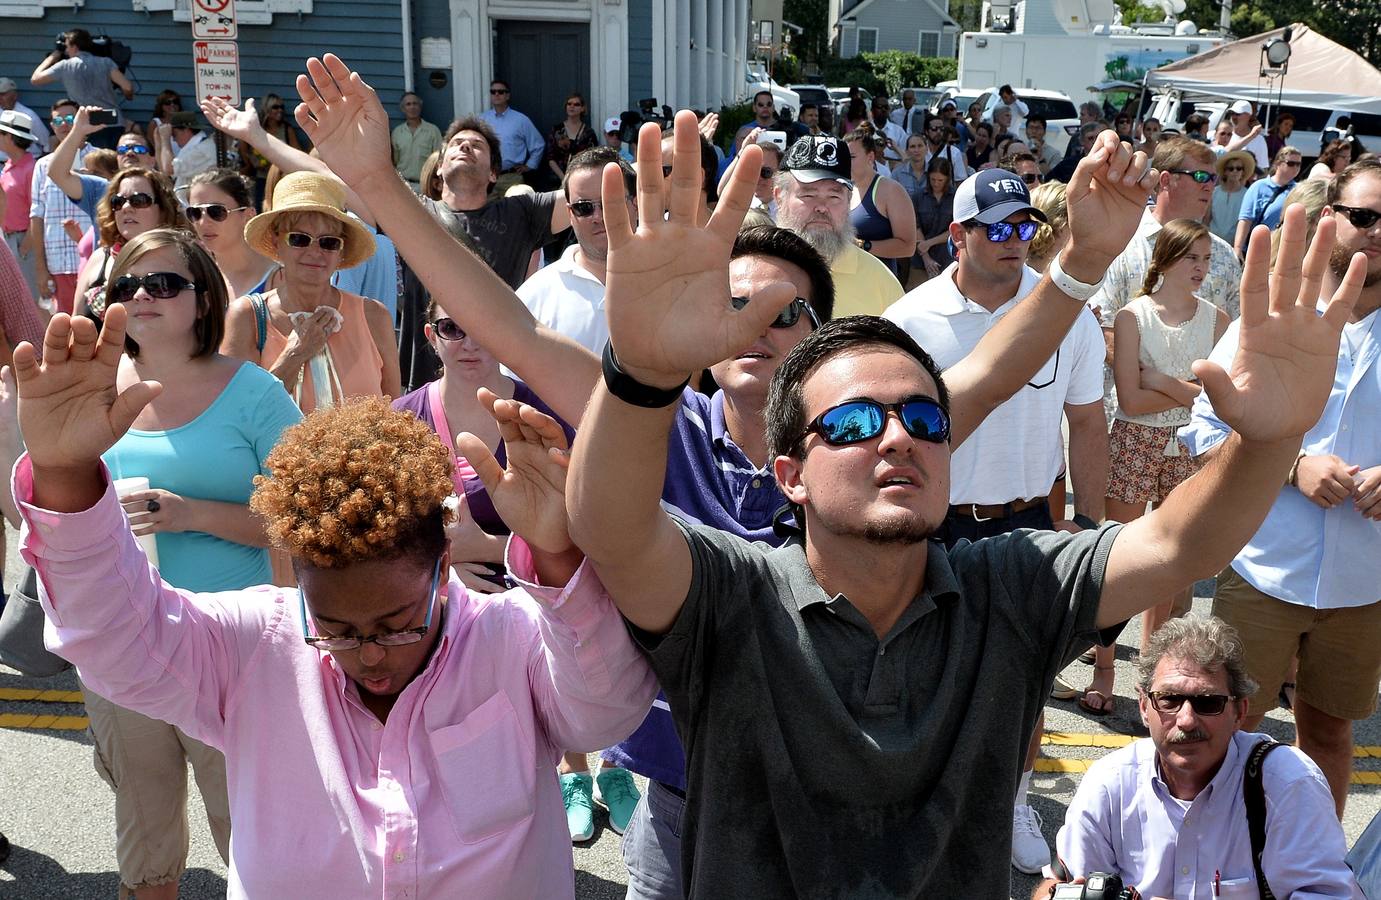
[{"x1": 1035, "y1": 617, "x2": 1361, "y2": 899}]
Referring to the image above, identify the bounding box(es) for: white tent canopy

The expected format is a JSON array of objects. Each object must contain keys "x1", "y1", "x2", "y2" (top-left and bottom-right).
[{"x1": 1145, "y1": 23, "x2": 1381, "y2": 115}]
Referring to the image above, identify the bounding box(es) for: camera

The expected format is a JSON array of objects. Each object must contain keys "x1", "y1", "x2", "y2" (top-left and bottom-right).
[
  {"x1": 616, "y1": 98, "x2": 673, "y2": 146},
  {"x1": 1051, "y1": 873, "x2": 1141, "y2": 900}
]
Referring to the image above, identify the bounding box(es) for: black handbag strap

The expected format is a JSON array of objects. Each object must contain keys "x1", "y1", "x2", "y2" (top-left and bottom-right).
[{"x1": 1245, "y1": 738, "x2": 1286, "y2": 899}]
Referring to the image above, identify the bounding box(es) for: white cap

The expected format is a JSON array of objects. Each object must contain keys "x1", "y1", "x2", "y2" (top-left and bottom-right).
[
  {"x1": 604, "y1": 116, "x2": 622, "y2": 133},
  {"x1": 0, "y1": 77, "x2": 17, "y2": 94},
  {"x1": 1229, "y1": 100, "x2": 1253, "y2": 116}
]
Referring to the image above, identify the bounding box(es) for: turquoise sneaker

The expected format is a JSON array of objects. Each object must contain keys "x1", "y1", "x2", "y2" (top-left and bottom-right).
[
  {"x1": 561, "y1": 772, "x2": 595, "y2": 842},
  {"x1": 595, "y1": 767, "x2": 641, "y2": 835}
]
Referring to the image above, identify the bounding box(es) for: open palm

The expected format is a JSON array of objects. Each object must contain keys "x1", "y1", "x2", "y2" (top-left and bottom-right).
[
  {"x1": 293, "y1": 55, "x2": 395, "y2": 191},
  {"x1": 602, "y1": 111, "x2": 797, "y2": 384},
  {"x1": 456, "y1": 390, "x2": 573, "y2": 555},
  {"x1": 1193, "y1": 206, "x2": 1363, "y2": 443},
  {"x1": 13, "y1": 307, "x2": 160, "y2": 471},
  {"x1": 201, "y1": 96, "x2": 264, "y2": 144}
]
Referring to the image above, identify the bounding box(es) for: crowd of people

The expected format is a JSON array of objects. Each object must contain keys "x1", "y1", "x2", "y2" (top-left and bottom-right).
[{"x1": 0, "y1": 48, "x2": 1379, "y2": 900}]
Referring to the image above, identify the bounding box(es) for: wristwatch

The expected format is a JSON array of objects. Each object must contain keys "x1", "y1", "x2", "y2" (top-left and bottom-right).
[
  {"x1": 601, "y1": 341, "x2": 689, "y2": 409},
  {"x1": 1048, "y1": 252, "x2": 1105, "y2": 302},
  {"x1": 1072, "y1": 513, "x2": 1101, "y2": 531}
]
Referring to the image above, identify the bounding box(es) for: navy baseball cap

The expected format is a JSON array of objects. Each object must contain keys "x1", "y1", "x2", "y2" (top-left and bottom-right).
[
  {"x1": 781, "y1": 135, "x2": 853, "y2": 188},
  {"x1": 953, "y1": 169, "x2": 1048, "y2": 225}
]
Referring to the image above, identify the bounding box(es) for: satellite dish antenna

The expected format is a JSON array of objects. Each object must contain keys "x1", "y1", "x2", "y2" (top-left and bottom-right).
[
  {"x1": 1175, "y1": 20, "x2": 1197, "y2": 35},
  {"x1": 1156, "y1": 0, "x2": 1185, "y2": 20}
]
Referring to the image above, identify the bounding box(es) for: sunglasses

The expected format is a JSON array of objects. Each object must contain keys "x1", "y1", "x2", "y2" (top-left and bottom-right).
[
  {"x1": 268, "y1": 104, "x2": 285, "y2": 111},
  {"x1": 800, "y1": 397, "x2": 951, "y2": 447},
  {"x1": 1332, "y1": 204, "x2": 1381, "y2": 230},
  {"x1": 108, "y1": 271, "x2": 197, "y2": 304},
  {"x1": 285, "y1": 231, "x2": 345, "y2": 252},
  {"x1": 979, "y1": 220, "x2": 1040, "y2": 243},
  {"x1": 52, "y1": 114, "x2": 76, "y2": 126},
  {"x1": 117, "y1": 144, "x2": 151, "y2": 156},
  {"x1": 760, "y1": 166, "x2": 776, "y2": 180},
  {"x1": 490, "y1": 88, "x2": 509, "y2": 95},
  {"x1": 110, "y1": 192, "x2": 155, "y2": 211},
  {"x1": 1145, "y1": 691, "x2": 1234, "y2": 716},
  {"x1": 729, "y1": 295, "x2": 820, "y2": 330},
  {"x1": 568, "y1": 199, "x2": 603, "y2": 218},
  {"x1": 431, "y1": 317, "x2": 467, "y2": 342},
  {"x1": 1170, "y1": 168, "x2": 1218, "y2": 185},
  {"x1": 1021, "y1": 173, "x2": 1040, "y2": 185},
  {"x1": 186, "y1": 203, "x2": 249, "y2": 223},
  {"x1": 1224, "y1": 165, "x2": 1245, "y2": 172}
]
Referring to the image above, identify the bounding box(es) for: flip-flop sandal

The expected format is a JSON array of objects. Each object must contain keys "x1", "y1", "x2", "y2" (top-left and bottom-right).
[
  {"x1": 1278, "y1": 682, "x2": 1296, "y2": 711},
  {"x1": 1078, "y1": 690, "x2": 1115, "y2": 717},
  {"x1": 1078, "y1": 648, "x2": 1096, "y2": 665},
  {"x1": 1051, "y1": 674, "x2": 1081, "y2": 700}
]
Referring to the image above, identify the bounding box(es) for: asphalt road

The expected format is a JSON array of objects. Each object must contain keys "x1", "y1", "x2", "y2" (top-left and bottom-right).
[{"x1": 3, "y1": 526, "x2": 1379, "y2": 899}]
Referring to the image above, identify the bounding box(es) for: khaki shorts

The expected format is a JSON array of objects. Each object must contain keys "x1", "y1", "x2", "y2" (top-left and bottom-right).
[
  {"x1": 83, "y1": 687, "x2": 231, "y2": 889},
  {"x1": 1212, "y1": 567, "x2": 1381, "y2": 720}
]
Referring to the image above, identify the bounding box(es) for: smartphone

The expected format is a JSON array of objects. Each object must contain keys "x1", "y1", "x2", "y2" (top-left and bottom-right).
[
  {"x1": 89, "y1": 109, "x2": 119, "y2": 127},
  {"x1": 759, "y1": 130, "x2": 788, "y2": 151}
]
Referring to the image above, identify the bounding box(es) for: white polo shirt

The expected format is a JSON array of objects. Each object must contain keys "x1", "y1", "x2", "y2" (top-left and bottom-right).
[
  {"x1": 515, "y1": 244, "x2": 607, "y2": 354},
  {"x1": 883, "y1": 263, "x2": 1104, "y2": 505}
]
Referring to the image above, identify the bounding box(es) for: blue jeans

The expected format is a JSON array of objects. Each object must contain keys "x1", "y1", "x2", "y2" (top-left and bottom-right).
[{"x1": 622, "y1": 779, "x2": 685, "y2": 900}]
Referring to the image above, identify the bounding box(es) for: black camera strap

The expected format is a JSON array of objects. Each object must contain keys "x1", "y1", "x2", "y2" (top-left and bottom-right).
[{"x1": 1244, "y1": 738, "x2": 1286, "y2": 900}]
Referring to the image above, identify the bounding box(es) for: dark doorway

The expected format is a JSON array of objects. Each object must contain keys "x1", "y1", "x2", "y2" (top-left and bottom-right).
[{"x1": 492, "y1": 20, "x2": 591, "y2": 140}]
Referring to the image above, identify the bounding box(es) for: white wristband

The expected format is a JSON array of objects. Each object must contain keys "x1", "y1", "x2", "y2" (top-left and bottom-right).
[{"x1": 1048, "y1": 251, "x2": 1105, "y2": 301}]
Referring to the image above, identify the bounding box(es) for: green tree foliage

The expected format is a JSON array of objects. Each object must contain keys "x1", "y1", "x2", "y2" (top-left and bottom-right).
[
  {"x1": 783, "y1": 0, "x2": 831, "y2": 64},
  {"x1": 1120, "y1": 0, "x2": 1381, "y2": 63},
  {"x1": 821, "y1": 52, "x2": 959, "y2": 96}
]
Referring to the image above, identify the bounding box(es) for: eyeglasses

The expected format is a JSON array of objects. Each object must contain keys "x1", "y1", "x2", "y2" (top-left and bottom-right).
[
  {"x1": 1279, "y1": 159, "x2": 1302, "y2": 168},
  {"x1": 301, "y1": 557, "x2": 442, "y2": 651},
  {"x1": 1021, "y1": 173, "x2": 1040, "y2": 185},
  {"x1": 162, "y1": 100, "x2": 180, "y2": 107},
  {"x1": 117, "y1": 144, "x2": 151, "y2": 156},
  {"x1": 799, "y1": 396, "x2": 951, "y2": 447},
  {"x1": 977, "y1": 220, "x2": 1040, "y2": 243},
  {"x1": 267, "y1": 104, "x2": 285, "y2": 112},
  {"x1": 490, "y1": 88, "x2": 509, "y2": 95},
  {"x1": 110, "y1": 192, "x2": 155, "y2": 211},
  {"x1": 108, "y1": 271, "x2": 197, "y2": 304},
  {"x1": 186, "y1": 203, "x2": 250, "y2": 223},
  {"x1": 52, "y1": 114, "x2": 75, "y2": 126},
  {"x1": 1224, "y1": 165, "x2": 1245, "y2": 172},
  {"x1": 431, "y1": 317, "x2": 467, "y2": 342},
  {"x1": 1332, "y1": 204, "x2": 1381, "y2": 230},
  {"x1": 1145, "y1": 691, "x2": 1234, "y2": 716},
  {"x1": 285, "y1": 231, "x2": 345, "y2": 252},
  {"x1": 729, "y1": 294, "x2": 820, "y2": 330},
  {"x1": 568, "y1": 199, "x2": 603, "y2": 218},
  {"x1": 760, "y1": 166, "x2": 776, "y2": 180},
  {"x1": 1170, "y1": 168, "x2": 1218, "y2": 185}
]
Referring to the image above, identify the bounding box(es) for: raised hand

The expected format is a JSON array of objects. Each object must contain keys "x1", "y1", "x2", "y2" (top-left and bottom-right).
[
  {"x1": 12, "y1": 307, "x2": 160, "y2": 472},
  {"x1": 1192, "y1": 205, "x2": 1364, "y2": 445},
  {"x1": 293, "y1": 54, "x2": 395, "y2": 191},
  {"x1": 455, "y1": 388, "x2": 573, "y2": 556},
  {"x1": 1063, "y1": 130, "x2": 1157, "y2": 278},
  {"x1": 602, "y1": 110, "x2": 796, "y2": 387},
  {"x1": 201, "y1": 96, "x2": 266, "y2": 144}
]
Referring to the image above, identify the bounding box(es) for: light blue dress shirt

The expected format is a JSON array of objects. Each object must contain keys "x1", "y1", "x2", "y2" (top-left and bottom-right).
[
  {"x1": 480, "y1": 107, "x2": 546, "y2": 171},
  {"x1": 1056, "y1": 732, "x2": 1361, "y2": 899},
  {"x1": 333, "y1": 217, "x2": 399, "y2": 322},
  {"x1": 1179, "y1": 309, "x2": 1381, "y2": 609}
]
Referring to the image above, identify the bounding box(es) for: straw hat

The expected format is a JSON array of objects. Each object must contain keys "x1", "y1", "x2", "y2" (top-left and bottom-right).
[
  {"x1": 244, "y1": 171, "x2": 375, "y2": 269},
  {"x1": 1215, "y1": 149, "x2": 1256, "y2": 179}
]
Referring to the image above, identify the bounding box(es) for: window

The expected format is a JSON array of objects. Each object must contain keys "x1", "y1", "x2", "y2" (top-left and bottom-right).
[
  {"x1": 0, "y1": 0, "x2": 83, "y2": 18},
  {"x1": 918, "y1": 30, "x2": 940, "y2": 57},
  {"x1": 131, "y1": 0, "x2": 312, "y2": 26},
  {"x1": 857, "y1": 27, "x2": 879, "y2": 54},
  {"x1": 758, "y1": 19, "x2": 774, "y2": 46}
]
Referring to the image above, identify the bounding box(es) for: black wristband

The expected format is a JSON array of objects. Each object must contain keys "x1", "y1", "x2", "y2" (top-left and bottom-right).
[
  {"x1": 601, "y1": 341, "x2": 689, "y2": 409},
  {"x1": 1071, "y1": 513, "x2": 1100, "y2": 531}
]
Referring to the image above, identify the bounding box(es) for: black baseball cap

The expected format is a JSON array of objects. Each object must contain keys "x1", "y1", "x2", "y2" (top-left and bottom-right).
[
  {"x1": 780, "y1": 135, "x2": 853, "y2": 189},
  {"x1": 953, "y1": 169, "x2": 1048, "y2": 225}
]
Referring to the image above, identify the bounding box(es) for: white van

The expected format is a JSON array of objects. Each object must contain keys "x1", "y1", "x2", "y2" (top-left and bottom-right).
[{"x1": 1149, "y1": 93, "x2": 1381, "y2": 160}]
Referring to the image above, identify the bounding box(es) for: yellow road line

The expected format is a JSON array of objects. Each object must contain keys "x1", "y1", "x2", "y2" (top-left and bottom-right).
[
  {"x1": 0, "y1": 713, "x2": 89, "y2": 730},
  {"x1": 0, "y1": 688, "x2": 84, "y2": 703},
  {"x1": 1043, "y1": 732, "x2": 1381, "y2": 759},
  {"x1": 1036, "y1": 759, "x2": 1381, "y2": 784}
]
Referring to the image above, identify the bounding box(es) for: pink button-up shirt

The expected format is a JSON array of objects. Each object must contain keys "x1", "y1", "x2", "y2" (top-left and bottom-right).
[{"x1": 17, "y1": 456, "x2": 657, "y2": 899}]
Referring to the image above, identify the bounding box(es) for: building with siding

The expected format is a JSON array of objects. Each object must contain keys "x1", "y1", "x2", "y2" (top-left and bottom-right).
[
  {"x1": 0, "y1": 0, "x2": 751, "y2": 146},
  {"x1": 829, "y1": 0, "x2": 960, "y2": 59}
]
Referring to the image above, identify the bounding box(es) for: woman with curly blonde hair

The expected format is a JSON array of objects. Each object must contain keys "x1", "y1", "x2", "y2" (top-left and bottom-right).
[{"x1": 13, "y1": 305, "x2": 657, "y2": 897}]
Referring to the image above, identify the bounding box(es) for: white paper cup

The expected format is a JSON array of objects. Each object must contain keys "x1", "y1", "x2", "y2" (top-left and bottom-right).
[{"x1": 112, "y1": 476, "x2": 161, "y2": 567}]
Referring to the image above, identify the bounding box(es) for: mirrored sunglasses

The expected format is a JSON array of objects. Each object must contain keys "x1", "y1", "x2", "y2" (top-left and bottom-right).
[
  {"x1": 1170, "y1": 168, "x2": 1218, "y2": 185},
  {"x1": 729, "y1": 295, "x2": 820, "y2": 330},
  {"x1": 110, "y1": 192, "x2": 155, "y2": 211},
  {"x1": 1146, "y1": 691, "x2": 1233, "y2": 716},
  {"x1": 108, "y1": 272, "x2": 197, "y2": 304},
  {"x1": 801, "y1": 397, "x2": 951, "y2": 447},
  {"x1": 52, "y1": 114, "x2": 76, "y2": 126},
  {"x1": 285, "y1": 232, "x2": 345, "y2": 252},
  {"x1": 186, "y1": 203, "x2": 249, "y2": 223},
  {"x1": 117, "y1": 144, "x2": 151, "y2": 156},
  {"x1": 983, "y1": 220, "x2": 1040, "y2": 243},
  {"x1": 568, "y1": 199, "x2": 603, "y2": 218},
  {"x1": 431, "y1": 317, "x2": 467, "y2": 342}
]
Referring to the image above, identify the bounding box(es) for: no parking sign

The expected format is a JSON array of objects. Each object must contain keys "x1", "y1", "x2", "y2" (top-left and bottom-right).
[{"x1": 191, "y1": 0, "x2": 237, "y2": 40}]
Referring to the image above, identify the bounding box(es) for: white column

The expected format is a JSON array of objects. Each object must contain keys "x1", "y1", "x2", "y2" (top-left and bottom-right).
[
  {"x1": 591, "y1": 0, "x2": 628, "y2": 127},
  {"x1": 449, "y1": 0, "x2": 487, "y2": 119},
  {"x1": 677, "y1": 0, "x2": 692, "y2": 110},
  {"x1": 692, "y1": 1, "x2": 708, "y2": 110},
  {"x1": 652, "y1": 0, "x2": 667, "y2": 106},
  {"x1": 707, "y1": 0, "x2": 722, "y2": 109}
]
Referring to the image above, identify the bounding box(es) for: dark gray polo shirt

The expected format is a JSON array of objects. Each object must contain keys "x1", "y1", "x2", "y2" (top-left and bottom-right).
[{"x1": 636, "y1": 521, "x2": 1124, "y2": 899}]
